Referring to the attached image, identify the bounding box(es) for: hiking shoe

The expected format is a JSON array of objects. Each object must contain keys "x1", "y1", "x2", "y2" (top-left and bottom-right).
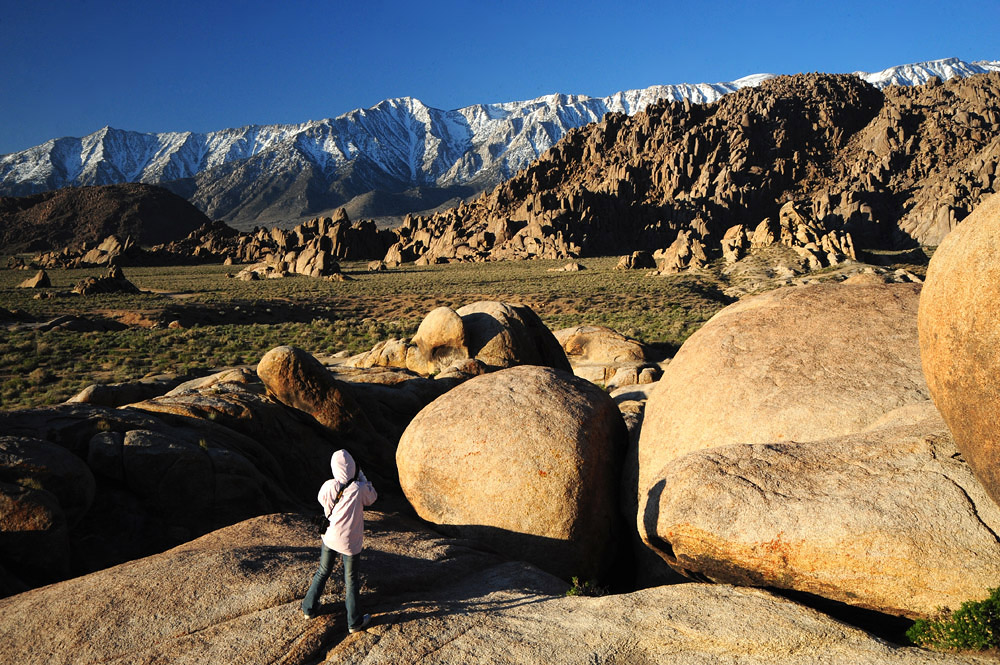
[
  {"x1": 348, "y1": 614, "x2": 371, "y2": 633},
  {"x1": 302, "y1": 609, "x2": 316, "y2": 619}
]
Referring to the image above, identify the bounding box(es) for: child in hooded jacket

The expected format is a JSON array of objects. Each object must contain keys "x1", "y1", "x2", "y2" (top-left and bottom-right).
[{"x1": 302, "y1": 449, "x2": 378, "y2": 631}]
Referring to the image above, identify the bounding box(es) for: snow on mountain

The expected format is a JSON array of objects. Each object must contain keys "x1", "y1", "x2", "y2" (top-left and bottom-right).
[
  {"x1": 1, "y1": 57, "x2": 995, "y2": 224},
  {"x1": 856, "y1": 57, "x2": 1000, "y2": 88}
]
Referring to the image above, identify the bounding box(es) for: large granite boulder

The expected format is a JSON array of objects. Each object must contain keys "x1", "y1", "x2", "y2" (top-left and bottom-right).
[
  {"x1": 396, "y1": 365, "x2": 627, "y2": 581},
  {"x1": 919, "y1": 192, "x2": 1000, "y2": 508},
  {"x1": 641, "y1": 403, "x2": 1000, "y2": 618},
  {"x1": 0, "y1": 512, "x2": 981, "y2": 664},
  {"x1": 637, "y1": 283, "x2": 928, "y2": 512}
]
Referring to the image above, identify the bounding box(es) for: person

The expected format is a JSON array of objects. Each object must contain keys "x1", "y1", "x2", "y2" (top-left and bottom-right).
[{"x1": 302, "y1": 449, "x2": 378, "y2": 632}]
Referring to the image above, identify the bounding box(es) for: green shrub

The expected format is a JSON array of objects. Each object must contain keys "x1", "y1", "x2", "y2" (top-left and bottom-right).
[
  {"x1": 564, "y1": 577, "x2": 607, "y2": 598},
  {"x1": 907, "y1": 587, "x2": 1000, "y2": 650}
]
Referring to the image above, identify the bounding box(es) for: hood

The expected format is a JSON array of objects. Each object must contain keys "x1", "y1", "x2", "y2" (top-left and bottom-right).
[{"x1": 330, "y1": 449, "x2": 356, "y2": 485}]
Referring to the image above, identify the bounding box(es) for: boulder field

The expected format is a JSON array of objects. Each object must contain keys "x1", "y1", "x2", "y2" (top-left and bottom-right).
[{"x1": 3, "y1": 261, "x2": 1000, "y2": 662}]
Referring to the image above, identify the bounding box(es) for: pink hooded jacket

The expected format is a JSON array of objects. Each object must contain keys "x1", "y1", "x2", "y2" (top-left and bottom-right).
[{"x1": 318, "y1": 450, "x2": 377, "y2": 555}]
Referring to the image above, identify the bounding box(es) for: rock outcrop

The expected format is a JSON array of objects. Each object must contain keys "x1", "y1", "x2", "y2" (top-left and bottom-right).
[
  {"x1": 16, "y1": 270, "x2": 50, "y2": 288},
  {"x1": 373, "y1": 73, "x2": 1000, "y2": 267},
  {"x1": 0, "y1": 511, "x2": 985, "y2": 664},
  {"x1": 919, "y1": 192, "x2": 1000, "y2": 508},
  {"x1": 396, "y1": 366, "x2": 628, "y2": 581},
  {"x1": 642, "y1": 404, "x2": 1000, "y2": 618},
  {"x1": 71, "y1": 266, "x2": 142, "y2": 296}
]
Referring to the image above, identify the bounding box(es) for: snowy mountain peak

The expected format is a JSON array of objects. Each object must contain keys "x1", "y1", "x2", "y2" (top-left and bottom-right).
[{"x1": 855, "y1": 56, "x2": 1000, "y2": 88}]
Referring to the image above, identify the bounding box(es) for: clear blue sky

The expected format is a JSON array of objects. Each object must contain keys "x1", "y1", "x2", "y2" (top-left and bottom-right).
[{"x1": 1, "y1": 0, "x2": 998, "y2": 155}]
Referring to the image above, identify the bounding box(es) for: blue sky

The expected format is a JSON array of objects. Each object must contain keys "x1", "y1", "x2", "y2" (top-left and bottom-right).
[{"x1": 1, "y1": 0, "x2": 998, "y2": 155}]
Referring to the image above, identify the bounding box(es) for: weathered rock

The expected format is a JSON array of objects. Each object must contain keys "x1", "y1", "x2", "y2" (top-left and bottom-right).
[
  {"x1": 554, "y1": 325, "x2": 646, "y2": 364},
  {"x1": 0, "y1": 481, "x2": 69, "y2": 584},
  {"x1": 641, "y1": 404, "x2": 1000, "y2": 619},
  {"x1": 919, "y1": 191, "x2": 1000, "y2": 508},
  {"x1": 656, "y1": 230, "x2": 708, "y2": 273},
  {"x1": 615, "y1": 251, "x2": 657, "y2": 270},
  {"x1": 257, "y1": 346, "x2": 371, "y2": 435},
  {"x1": 0, "y1": 512, "x2": 984, "y2": 664},
  {"x1": 72, "y1": 266, "x2": 141, "y2": 296},
  {"x1": 0, "y1": 436, "x2": 95, "y2": 525},
  {"x1": 638, "y1": 283, "x2": 928, "y2": 508},
  {"x1": 16, "y1": 270, "x2": 50, "y2": 288},
  {"x1": 408, "y1": 306, "x2": 469, "y2": 374},
  {"x1": 455, "y1": 301, "x2": 571, "y2": 371},
  {"x1": 163, "y1": 367, "x2": 258, "y2": 396},
  {"x1": 396, "y1": 365, "x2": 628, "y2": 581},
  {"x1": 67, "y1": 375, "x2": 184, "y2": 407}
]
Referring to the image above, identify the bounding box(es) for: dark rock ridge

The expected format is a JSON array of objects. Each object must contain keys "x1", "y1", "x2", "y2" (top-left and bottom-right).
[
  {"x1": 379, "y1": 73, "x2": 1000, "y2": 266},
  {"x1": 24, "y1": 209, "x2": 394, "y2": 271},
  {"x1": 0, "y1": 183, "x2": 209, "y2": 254}
]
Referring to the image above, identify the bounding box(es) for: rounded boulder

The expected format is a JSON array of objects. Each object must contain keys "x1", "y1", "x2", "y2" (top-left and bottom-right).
[
  {"x1": 920, "y1": 192, "x2": 1000, "y2": 507},
  {"x1": 638, "y1": 282, "x2": 928, "y2": 511},
  {"x1": 396, "y1": 365, "x2": 627, "y2": 580},
  {"x1": 455, "y1": 301, "x2": 570, "y2": 371}
]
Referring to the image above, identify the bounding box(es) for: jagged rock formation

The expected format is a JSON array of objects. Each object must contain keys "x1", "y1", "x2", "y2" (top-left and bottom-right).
[
  {"x1": 71, "y1": 266, "x2": 142, "y2": 296},
  {"x1": 378, "y1": 73, "x2": 1000, "y2": 267},
  {"x1": 0, "y1": 184, "x2": 209, "y2": 254},
  {"x1": 26, "y1": 209, "x2": 394, "y2": 274}
]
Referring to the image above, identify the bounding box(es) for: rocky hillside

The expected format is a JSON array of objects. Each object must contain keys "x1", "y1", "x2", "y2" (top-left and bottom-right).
[
  {"x1": 382, "y1": 72, "x2": 1000, "y2": 266},
  {"x1": 0, "y1": 184, "x2": 210, "y2": 253}
]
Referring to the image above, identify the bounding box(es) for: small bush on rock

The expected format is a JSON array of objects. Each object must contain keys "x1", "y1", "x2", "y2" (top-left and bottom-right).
[
  {"x1": 565, "y1": 577, "x2": 608, "y2": 598},
  {"x1": 907, "y1": 587, "x2": 1000, "y2": 651}
]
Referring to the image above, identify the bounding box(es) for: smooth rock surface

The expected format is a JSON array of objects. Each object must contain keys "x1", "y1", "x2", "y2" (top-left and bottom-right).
[
  {"x1": 638, "y1": 283, "x2": 928, "y2": 508},
  {"x1": 257, "y1": 345, "x2": 376, "y2": 439},
  {"x1": 919, "y1": 191, "x2": 1000, "y2": 507},
  {"x1": 0, "y1": 511, "x2": 985, "y2": 665},
  {"x1": 641, "y1": 404, "x2": 1000, "y2": 618},
  {"x1": 396, "y1": 365, "x2": 627, "y2": 580}
]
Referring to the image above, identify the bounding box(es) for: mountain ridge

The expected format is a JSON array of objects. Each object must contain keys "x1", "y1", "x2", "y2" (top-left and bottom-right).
[{"x1": 2, "y1": 57, "x2": 997, "y2": 227}]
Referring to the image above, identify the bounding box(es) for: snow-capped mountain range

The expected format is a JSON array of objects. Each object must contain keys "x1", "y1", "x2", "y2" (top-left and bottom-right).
[{"x1": 2, "y1": 57, "x2": 998, "y2": 227}]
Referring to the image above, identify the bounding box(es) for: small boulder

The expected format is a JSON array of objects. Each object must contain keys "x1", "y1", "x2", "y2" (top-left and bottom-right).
[
  {"x1": 554, "y1": 325, "x2": 645, "y2": 364},
  {"x1": 17, "y1": 270, "x2": 50, "y2": 289}
]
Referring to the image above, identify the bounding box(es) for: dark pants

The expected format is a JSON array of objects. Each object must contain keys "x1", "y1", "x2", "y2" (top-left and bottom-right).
[{"x1": 302, "y1": 543, "x2": 362, "y2": 627}]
